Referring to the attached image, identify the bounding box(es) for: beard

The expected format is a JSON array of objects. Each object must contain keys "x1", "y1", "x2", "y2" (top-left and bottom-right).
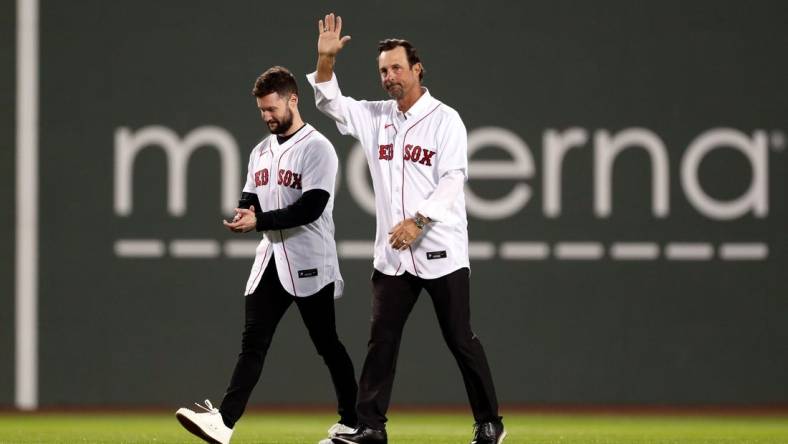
[
  {"x1": 384, "y1": 82, "x2": 405, "y2": 100},
  {"x1": 266, "y1": 107, "x2": 294, "y2": 135}
]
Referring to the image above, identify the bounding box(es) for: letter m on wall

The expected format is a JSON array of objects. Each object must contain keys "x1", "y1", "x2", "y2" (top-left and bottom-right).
[{"x1": 114, "y1": 126, "x2": 240, "y2": 216}]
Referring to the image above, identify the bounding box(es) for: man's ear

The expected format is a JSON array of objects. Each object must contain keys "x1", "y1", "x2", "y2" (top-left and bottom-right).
[{"x1": 290, "y1": 93, "x2": 299, "y2": 106}]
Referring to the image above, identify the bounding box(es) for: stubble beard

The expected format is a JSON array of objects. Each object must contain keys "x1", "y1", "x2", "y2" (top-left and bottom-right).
[
  {"x1": 267, "y1": 107, "x2": 294, "y2": 135},
  {"x1": 385, "y1": 83, "x2": 404, "y2": 100}
]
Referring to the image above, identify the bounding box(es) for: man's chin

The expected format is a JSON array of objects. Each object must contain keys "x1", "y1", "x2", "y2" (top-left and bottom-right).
[
  {"x1": 386, "y1": 89, "x2": 404, "y2": 100},
  {"x1": 269, "y1": 125, "x2": 293, "y2": 135}
]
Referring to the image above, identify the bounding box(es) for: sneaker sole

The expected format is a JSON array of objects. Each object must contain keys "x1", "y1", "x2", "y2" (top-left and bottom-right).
[
  {"x1": 175, "y1": 411, "x2": 223, "y2": 444},
  {"x1": 331, "y1": 438, "x2": 387, "y2": 444},
  {"x1": 331, "y1": 438, "x2": 373, "y2": 444}
]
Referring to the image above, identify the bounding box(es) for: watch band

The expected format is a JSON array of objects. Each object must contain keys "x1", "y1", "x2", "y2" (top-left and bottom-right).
[{"x1": 414, "y1": 213, "x2": 429, "y2": 230}]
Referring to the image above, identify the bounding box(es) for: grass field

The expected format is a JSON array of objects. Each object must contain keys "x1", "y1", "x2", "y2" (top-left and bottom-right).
[{"x1": 1, "y1": 411, "x2": 788, "y2": 443}]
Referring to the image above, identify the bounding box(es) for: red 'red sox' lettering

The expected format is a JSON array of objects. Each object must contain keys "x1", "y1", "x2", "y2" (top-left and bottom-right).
[
  {"x1": 254, "y1": 168, "x2": 269, "y2": 186},
  {"x1": 379, "y1": 143, "x2": 436, "y2": 166},
  {"x1": 277, "y1": 169, "x2": 302, "y2": 189},
  {"x1": 403, "y1": 144, "x2": 436, "y2": 166},
  {"x1": 378, "y1": 144, "x2": 393, "y2": 160}
]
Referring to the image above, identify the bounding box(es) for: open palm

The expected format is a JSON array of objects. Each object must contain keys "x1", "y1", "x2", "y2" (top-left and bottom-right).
[{"x1": 318, "y1": 13, "x2": 351, "y2": 56}]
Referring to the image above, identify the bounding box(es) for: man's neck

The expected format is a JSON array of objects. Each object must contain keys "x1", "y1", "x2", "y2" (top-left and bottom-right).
[
  {"x1": 276, "y1": 121, "x2": 306, "y2": 144},
  {"x1": 282, "y1": 116, "x2": 305, "y2": 137},
  {"x1": 396, "y1": 87, "x2": 425, "y2": 113}
]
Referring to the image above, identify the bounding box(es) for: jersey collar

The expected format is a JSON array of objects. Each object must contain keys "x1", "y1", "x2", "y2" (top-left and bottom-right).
[
  {"x1": 394, "y1": 87, "x2": 435, "y2": 122},
  {"x1": 271, "y1": 123, "x2": 313, "y2": 152}
]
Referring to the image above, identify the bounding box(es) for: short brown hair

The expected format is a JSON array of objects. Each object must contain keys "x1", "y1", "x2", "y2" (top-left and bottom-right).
[
  {"x1": 252, "y1": 66, "x2": 299, "y2": 98},
  {"x1": 378, "y1": 39, "x2": 424, "y2": 81}
]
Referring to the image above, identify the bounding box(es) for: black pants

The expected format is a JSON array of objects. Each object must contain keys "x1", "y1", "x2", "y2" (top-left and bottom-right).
[
  {"x1": 357, "y1": 268, "x2": 500, "y2": 429},
  {"x1": 219, "y1": 260, "x2": 358, "y2": 428}
]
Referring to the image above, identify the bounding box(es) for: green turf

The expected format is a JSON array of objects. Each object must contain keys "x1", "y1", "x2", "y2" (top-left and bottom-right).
[{"x1": 1, "y1": 412, "x2": 788, "y2": 443}]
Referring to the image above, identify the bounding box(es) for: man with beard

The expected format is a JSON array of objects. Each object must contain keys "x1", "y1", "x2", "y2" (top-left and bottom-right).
[
  {"x1": 307, "y1": 13, "x2": 506, "y2": 444},
  {"x1": 175, "y1": 66, "x2": 358, "y2": 444}
]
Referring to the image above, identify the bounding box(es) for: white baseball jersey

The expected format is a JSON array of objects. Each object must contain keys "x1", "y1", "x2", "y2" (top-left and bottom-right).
[
  {"x1": 241, "y1": 123, "x2": 344, "y2": 298},
  {"x1": 307, "y1": 72, "x2": 470, "y2": 279}
]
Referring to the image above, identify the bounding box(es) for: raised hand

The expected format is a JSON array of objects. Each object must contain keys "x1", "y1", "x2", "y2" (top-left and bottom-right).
[{"x1": 318, "y1": 12, "x2": 351, "y2": 57}]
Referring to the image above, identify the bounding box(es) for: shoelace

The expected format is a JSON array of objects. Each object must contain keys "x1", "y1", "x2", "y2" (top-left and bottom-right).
[{"x1": 195, "y1": 399, "x2": 219, "y2": 414}]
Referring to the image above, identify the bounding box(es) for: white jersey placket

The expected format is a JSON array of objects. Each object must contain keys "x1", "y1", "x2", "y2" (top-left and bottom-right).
[
  {"x1": 390, "y1": 117, "x2": 407, "y2": 272},
  {"x1": 271, "y1": 138, "x2": 298, "y2": 296},
  {"x1": 392, "y1": 109, "x2": 427, "y2": 277}
]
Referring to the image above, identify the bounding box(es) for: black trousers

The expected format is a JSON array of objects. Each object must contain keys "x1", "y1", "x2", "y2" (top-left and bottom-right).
[
  {"x1": 357, "y1": 268, "x2": 500, "y2": 429},
  {"x1": 219, "y1": 260, "x2": 358, "y2": 428}
]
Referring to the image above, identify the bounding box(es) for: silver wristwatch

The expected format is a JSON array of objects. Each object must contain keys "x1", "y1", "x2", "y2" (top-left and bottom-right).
[{"x1": 414, "y1": 213, "x2": 430, "y2": 230}]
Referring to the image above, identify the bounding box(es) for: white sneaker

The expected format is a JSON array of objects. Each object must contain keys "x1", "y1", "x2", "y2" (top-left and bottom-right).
[
  {"x1": 327, "y1": 422, "x2": 356, "y2": 438},
  {"x1": 175, "y1": 399, "x2": 233, "y2": 444},
  {"x1": 317, "y1": 422, "x2": 356, "y2": 444},
  {"x1": 319, "y1": 423, "x2": 357, "y2": 442}
]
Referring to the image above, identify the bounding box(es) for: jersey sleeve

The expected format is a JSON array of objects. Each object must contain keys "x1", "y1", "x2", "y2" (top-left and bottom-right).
[
  {"x1": 416, "y1": 169, "x2": 465, "y2": 224},
  {"x1": 306, "y1": 72, "x2": 384, "y2": 150},
  {"x1": 242, "y1": 143, "x2": 260, "y2": 194},
  {"x1": 299, "y1": 137, "x2": 339, "y2": 194},
  {"x1": 255, "y1": 189, "x2": 329, "y2": 231},
  {"x1": 435, "y1": 109, "x2": 469, "y2": 179}
]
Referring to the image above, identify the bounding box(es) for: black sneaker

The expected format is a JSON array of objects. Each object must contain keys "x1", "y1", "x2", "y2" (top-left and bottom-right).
[
  {"x1": 331, "y1": 424, "x2": 387, "y2": 444},
  {"x1": 470, "y1": 420, "x2": 506, "y2": 444}
]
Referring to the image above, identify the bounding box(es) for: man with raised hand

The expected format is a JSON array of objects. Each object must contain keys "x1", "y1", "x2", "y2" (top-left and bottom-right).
[{"x1": 307, "y1": 13, "x2": 506, "y2": 444}]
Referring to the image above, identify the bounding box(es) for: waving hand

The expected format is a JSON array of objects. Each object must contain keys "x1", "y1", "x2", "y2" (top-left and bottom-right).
[{"x1": 318, "y1": 13, "x2": 351, "y2": 57}]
